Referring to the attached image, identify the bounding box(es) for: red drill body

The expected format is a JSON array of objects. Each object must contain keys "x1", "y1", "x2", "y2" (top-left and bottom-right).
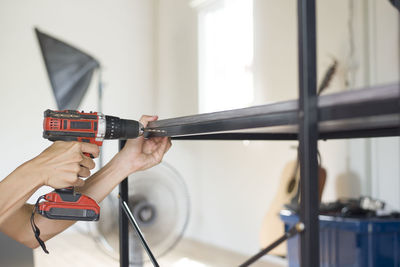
[
  {"x1": 43, "y1": 109, "x2": 104, "y2": 146},
  {"x1": 38, "y1": 109, "x2": 144, "y2": 221},
  {"x1": 32, "y1": 109, "x2": 150, "y2": 253}
]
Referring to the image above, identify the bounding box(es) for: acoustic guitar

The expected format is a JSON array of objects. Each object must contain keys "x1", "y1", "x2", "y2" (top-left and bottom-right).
[
  {"x1": 259, "y1": 158, "x2": 326, "y2": 256},
  {"x1": 261, "y1": 57, "x2": 335, "y2": 256}
]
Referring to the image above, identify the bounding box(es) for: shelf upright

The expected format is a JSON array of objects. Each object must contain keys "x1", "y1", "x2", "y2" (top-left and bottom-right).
[
  {"x1": 119, "y1": 140, "x2": 130, "y2": 267},
  {"x1": 297, "y1": 0, "x2": 320, "y2": 266}
]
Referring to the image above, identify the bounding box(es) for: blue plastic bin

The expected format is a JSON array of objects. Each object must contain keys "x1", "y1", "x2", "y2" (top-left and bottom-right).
[{"x1": 280, "y1": 210, "x2": 400, "y2": 267}]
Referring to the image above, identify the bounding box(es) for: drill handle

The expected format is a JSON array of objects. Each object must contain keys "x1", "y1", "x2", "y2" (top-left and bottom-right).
[{"x1": 83, "y1": 152, "x2": 95, "y2": 159}]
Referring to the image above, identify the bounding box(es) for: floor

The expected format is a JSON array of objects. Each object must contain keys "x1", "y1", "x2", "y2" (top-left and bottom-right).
[{"x1": 34, "y1": 232, "x2": 288, "y2": 267}]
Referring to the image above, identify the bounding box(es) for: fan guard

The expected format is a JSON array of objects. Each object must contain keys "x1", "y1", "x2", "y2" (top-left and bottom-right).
[{"x1": 91, "y1": 162, "x2": 190, "y2": 265}]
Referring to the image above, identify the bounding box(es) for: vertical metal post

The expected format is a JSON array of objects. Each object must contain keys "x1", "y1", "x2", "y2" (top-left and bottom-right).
[
  {"x1": 297, "y1": 0, "x2": 320, "y2": 267},
  {"x1": 119, "y1": 140, "x2": 129, "y2": 267}
]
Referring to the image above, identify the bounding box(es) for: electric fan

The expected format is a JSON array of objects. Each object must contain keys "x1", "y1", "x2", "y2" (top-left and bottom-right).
[{"x1": 91, "y1": 162, "x2": 190, "y2": 266}]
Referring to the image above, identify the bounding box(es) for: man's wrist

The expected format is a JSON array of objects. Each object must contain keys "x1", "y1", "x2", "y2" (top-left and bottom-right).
[
  {"x1": 109, "y1": 154, "x2": 139, "y2": 179},
  {"x1": 17, "y1": 159, "x2": 46, "y2": 188}
]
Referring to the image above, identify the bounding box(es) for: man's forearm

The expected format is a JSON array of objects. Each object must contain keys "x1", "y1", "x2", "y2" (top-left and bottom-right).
[
  {"x1": 78, "y1": 155, "x2": 133, "y2": 203},
  {"x1": 0, "y1": 204, "x2": 73, "y2": 249},
  {"x1": 0, "y1": 122, "x2": 170, "y2": 250},
  {"x1": 0, "y1": 157, "x2": 130, "y2": 249},
  {"x1": 0, "y1": 161, "x2": 43, "y2": 225}
]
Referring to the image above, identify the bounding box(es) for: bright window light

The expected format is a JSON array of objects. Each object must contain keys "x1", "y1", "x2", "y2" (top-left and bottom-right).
[{"x1": 197, "y1": 0, "x2": 254, "y2": 113}]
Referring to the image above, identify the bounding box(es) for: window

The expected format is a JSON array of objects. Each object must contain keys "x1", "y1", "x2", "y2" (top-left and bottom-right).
[{"x1": 195, "y1": 0, "x2": 254, "y2": 113}]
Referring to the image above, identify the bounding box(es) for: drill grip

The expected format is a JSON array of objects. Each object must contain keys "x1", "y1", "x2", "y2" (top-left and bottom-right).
[{"x1": 83, "y1": 152, "x2": 94, "y2": 159}]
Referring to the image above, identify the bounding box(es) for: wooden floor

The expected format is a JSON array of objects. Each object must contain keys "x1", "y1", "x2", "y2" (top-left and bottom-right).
[{"x1": 34, "y1": 232, "x2": 287, "y2": 267}]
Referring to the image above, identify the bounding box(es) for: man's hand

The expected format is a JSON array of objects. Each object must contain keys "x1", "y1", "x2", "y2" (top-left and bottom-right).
[
  {"x1": 0, "y1": 116, "x2": 169, "y2": 249},
  {"x1": 113, "y1": 115, "x2": 172, "y2": 175},
  {"x1": 26, "y1": 141, "x2": 99, "y2": 188}
]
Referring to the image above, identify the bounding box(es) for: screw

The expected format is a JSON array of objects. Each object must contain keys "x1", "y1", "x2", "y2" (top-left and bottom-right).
[{"x1": 143, "y1": 129, "x2": 167, "y2": 133}]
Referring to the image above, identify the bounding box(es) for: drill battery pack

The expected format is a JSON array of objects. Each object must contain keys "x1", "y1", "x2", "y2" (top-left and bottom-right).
[{"x1": 37, "y1": 188, "x2": 100, "y2": 221}]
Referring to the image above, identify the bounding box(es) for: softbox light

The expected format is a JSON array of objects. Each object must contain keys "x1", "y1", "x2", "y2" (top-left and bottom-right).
[
  {"x1": 389, "y1": 0, "x2": 400, "y2": 12},
  {"x1": 35, "y1": 28, "x2": 100, "y2": 110}
]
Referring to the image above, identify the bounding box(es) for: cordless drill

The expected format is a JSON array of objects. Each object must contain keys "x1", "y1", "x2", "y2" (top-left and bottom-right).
[
  {"x1": 32, "y1": 109, "x2": 163, "y2": 253},
  {"x1": 37, "y1": 109, "x2": 152, "y2": 222}
]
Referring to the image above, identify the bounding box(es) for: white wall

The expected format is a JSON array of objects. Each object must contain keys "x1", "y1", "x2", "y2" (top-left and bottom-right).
[
  {"x1": 366, "y1": 0, "x2": 400, "y2": 210},
  {"x1": 0, "y1": 0, "x2": 156, "y2": 200}
]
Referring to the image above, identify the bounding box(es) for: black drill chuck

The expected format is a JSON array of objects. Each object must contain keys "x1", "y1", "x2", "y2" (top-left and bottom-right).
[{"x1": 105, "y1": 115, "x2": 143, "y2": 139}]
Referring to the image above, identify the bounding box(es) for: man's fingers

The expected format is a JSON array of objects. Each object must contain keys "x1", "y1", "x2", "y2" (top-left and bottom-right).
[
  {"x1": 151, "y1": 137, "x2": 165, "y2": 144},
  {"x1": 73, "y1": 178, "x2": 85, "y2": 187},
  {"x1": 80, "y1": 143, "x2": 100, "y2": 158},
  {"x1": 80, "y1": 156, "x2": 96, "y2": 170},
  {"x1": 154, "y1": 137, "x2": 170, "y2": 163},
  {"x1": 139, "y1": 115, "x2": 158, "y2": 128},
  {"x1": 166, "y1": 138, "x2": 172, "y2": 152},
  {"x1": 78, "y1": 166, "x2": 91, "y2": 178},
  {"x1": 159, "y1": 137, "x2": 170, "y2": 150}
]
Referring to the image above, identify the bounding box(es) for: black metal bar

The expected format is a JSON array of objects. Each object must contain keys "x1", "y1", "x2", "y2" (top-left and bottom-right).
[
  {"x1": 119, "y1": 197, "x2": 160, "y2": 267},
  {"x1": 172, "y1": 132, "x2": 298, "y2": 140},
  {"x1": 298, "y1": 0, "x2": 319, "y2": 267},
  {"x1": 146, "y1": 111, "x2": 297, "y2": 138},
  {"x1": 145, "y1": 84, "x2": 399, "y2": 139},
  {"x1": 318, "y1": 95, "x2": 400, "y2": 122},
  {"x1": 170, "y1": 126, "x2": 400, "y2": 141},
  {"x1": 319, "y1": 127, "x2": 400, "y2": 140},
  {"x1": 119, "y1": 140, "x2": 129, "y2": 267},
  {"x1": 239, "y1": 222, "x2": 304, "y2": 267}
]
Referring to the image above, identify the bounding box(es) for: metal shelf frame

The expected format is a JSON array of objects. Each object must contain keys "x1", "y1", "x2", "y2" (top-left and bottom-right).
[
  {"x1": 143, "y1": 83, "x2": 399, "y2": 140},
  {"x1": 118, "y1": 1, "x2": 400, "y2": 266}
]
